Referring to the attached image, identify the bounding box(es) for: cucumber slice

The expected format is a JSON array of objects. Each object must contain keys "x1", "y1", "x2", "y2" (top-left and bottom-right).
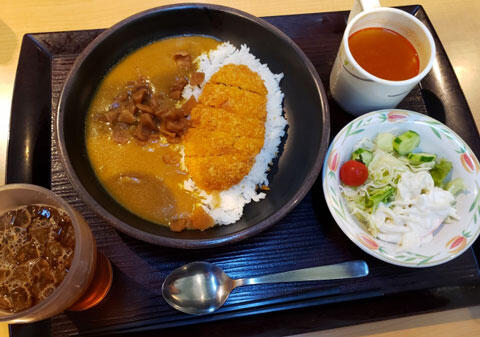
[
  {"x1": 376, "y1": 132, "x2": 395, "y2": 152},
  {"x1": 407, "y1": 152, "x2": 437, "y2": 165},
  {"x1": 352, "y1": 148, "x2": 373, "y2": 166},
  {"x1": 393, "y1": 130, "x2": 420, "y2": 155}
]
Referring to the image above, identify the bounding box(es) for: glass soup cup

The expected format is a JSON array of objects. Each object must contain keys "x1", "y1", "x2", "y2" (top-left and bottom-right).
[{"x1": 0, "y1": 184, "x2": 111, "y2": 323}]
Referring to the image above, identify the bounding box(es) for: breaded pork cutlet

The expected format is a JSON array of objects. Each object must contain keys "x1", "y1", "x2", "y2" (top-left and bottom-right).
[
  {"x1": 209, "y1": 64, "x2": 268, "y2": 95},
  {"x1": 184, "y1": 64, "x2": 267, "y2": 191},
  {"x1": 199, "y1": 82, "x2": 266, "y2": 117}
]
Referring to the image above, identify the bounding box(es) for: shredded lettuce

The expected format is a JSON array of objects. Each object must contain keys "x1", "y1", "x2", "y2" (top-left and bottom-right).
[
  {"x1": 445, "y1": 177, "x2": 466, "y2": 196},
  {"x1": 341, "y1": 133, "x2": 462, "y2": 239},
  {"x1": 430, "y1": 158, "x2": 453, "y2": 187}
]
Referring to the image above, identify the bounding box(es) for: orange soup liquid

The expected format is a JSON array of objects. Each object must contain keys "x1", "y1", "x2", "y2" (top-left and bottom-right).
[{"x1": 348, "y1": 27, "x2": 420, "y2": 81}]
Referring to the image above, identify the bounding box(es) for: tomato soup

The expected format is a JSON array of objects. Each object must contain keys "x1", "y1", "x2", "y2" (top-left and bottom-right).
[{"x1": 348, "y1": 27, "x2": 419, "y2": 81}]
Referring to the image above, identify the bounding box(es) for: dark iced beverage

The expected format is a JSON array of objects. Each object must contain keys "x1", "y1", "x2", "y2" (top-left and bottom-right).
[{"x1": 0, "y1": 205, "x2": 75, "y2": 313}]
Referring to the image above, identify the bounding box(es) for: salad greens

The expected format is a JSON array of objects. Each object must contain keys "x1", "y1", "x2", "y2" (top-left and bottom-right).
[
  {"x1": 375, "y1": 132, "x2": 395, "y2": 152},
  {"x1": 445, "y1": 177, "x2": 466, "y2": 196},
  {"x1": 430, "y1": 158, "x2": 453, "y2": 187},
  {"x1": 342, "y1": 130, "x2": 462, "y2": 236}
]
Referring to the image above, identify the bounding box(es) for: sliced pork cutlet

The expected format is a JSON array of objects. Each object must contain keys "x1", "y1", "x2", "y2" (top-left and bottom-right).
[
  {"x1": 209, "y1": 64, "x2": 268, "y2": 95},
  {"x1": 188, "y1": 104, "x2": 265, "y2": 138},
  {"x1": 199, "y1": 82, "x2": 267, "y2": 118},
  {"x1": 184, "y1": 64, "x2": 268, "y2": 192},
  {"x1": 186, "y1": 153, "x2": 256, "y2": 191}
]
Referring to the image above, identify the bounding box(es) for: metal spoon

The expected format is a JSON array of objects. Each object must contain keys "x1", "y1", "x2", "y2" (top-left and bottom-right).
[{"x1": 161, "y1": 260, "x2": 369, "y2": 315}]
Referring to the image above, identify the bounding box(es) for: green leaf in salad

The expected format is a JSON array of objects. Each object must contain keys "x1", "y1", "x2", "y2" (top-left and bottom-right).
[
  {"x1": 375, "y1": 132, "x2": 395, "y2": 153},
  {"x1": 430, "y1": 158, "x2": 453, "y2": 187},
  {"x1": 365, "y1": 185, "x2": 396, "y2": 210},
  {"x1": 445, "y1": 177, "x2": 466, "y2": 195}
]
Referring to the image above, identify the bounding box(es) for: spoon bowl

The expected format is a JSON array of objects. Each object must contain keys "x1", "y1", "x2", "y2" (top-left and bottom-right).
[
  {"x1": 162, "y1": 262, "x2": 234, "y2": 315},
  {"x1": 162, "y1": 260, "x2": 369, "y2": 315}
]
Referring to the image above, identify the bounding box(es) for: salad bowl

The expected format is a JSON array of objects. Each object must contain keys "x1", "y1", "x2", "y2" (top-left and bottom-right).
[{"x1": 323, "y1": 109, "x2": 480, "y2": 267}]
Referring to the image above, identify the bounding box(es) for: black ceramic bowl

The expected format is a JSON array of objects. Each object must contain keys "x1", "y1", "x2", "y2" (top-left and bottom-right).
[{"x1": 57, "y1": 3, "x2": 330, "y2": 248}]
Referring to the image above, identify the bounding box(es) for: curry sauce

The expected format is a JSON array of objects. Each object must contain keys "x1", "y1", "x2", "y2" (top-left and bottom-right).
[{"x1": 85, "y1": 36, "x2": 220, "y2": 230}]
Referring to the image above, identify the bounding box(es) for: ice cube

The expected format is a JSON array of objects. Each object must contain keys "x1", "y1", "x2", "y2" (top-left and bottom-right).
[
  {"x1": 59, "y1": 222, "x2": 75, "y2": 249},
  {"x1": 0, "y1": 286, "x2": 12, "y2": 311},
  {"x1": 13, "y1": 208, "x2": 31, "y2": 228},
  {"x1": 10, "y1": 286, "x2": 32, "y2": 312},
  {"x1": 15, "y1": 243, "x2": 38, "y2": 264},
  {"x1": 38, "y1": 285, "x2": 55, "y2": 301},
  {"x1": 45, "y1": 241, "x2": 63, "y2": 265},
  {"x1": 30, "y1": 226, "x2": 49, "y2": 245},
  {"x1": 11, "y1": 265, "x2": 30, "y2": 284},
  {"x1": 0, "y1": 269, "x2": 11, "y2": 282},
  {"x1": 0, "y1": 211, "x2": 15, "y2": 228},
  {"x1": 31, "y1": 259, "x2": 55, "y2": 299}
]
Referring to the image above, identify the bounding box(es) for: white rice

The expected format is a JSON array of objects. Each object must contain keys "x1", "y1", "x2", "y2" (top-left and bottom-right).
[{"x1": 182, "y1": 42, "x2": 287, "y2": 225}]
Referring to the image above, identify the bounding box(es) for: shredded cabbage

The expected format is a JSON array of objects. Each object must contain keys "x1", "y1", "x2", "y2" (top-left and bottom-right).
[{"x1": 341, "y1": 134, "x2": 460, "y2": 247}]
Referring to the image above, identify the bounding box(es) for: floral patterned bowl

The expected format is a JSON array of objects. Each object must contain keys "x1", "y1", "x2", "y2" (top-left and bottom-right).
[{"x1": 322, "y1": 110, "x2": 480, "y2": 267}]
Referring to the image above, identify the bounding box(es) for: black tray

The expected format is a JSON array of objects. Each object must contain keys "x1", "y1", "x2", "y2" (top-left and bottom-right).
[{"x1": 7, "y1": 5, "x2": 480, "y2": 337}]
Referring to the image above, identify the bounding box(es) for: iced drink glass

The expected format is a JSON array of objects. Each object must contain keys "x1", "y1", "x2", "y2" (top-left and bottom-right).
[{"x1": 0, "y1": 184, "x2": 111, "y2": 323}]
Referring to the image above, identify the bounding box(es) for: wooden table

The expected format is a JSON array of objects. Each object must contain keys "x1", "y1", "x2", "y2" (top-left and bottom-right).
[{"x1": 1, "y1": 1, "x2": 480, "y2": 336}]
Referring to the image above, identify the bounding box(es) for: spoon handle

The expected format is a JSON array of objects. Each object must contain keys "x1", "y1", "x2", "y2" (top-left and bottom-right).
[{"x1": 234, "y1": 260, "x2": 368, "y2": 287}]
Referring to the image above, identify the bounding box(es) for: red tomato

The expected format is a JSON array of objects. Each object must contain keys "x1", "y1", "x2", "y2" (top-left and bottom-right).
[{"x1": 340, "y1": 160, "x2": 368, "y2": 186}]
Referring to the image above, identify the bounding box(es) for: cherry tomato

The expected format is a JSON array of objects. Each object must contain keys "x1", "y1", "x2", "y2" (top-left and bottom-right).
[{"x1": 340, "y1": 160, "x2": 368, "y2": 186}]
